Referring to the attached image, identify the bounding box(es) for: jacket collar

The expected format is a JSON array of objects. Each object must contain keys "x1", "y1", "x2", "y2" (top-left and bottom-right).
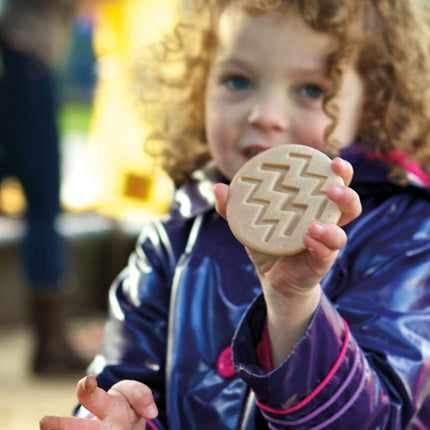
[
  {"x1": 341, "y1": 142, "x2": 430, "y2": 197},
  {"x1": 171, "y1": 161, "x2": 225, "y2": 219}
]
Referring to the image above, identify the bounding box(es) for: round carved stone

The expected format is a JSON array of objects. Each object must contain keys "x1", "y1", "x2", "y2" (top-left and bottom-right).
[{"x1": 226, "y1": 144, "x2": 343, "y2": 256}]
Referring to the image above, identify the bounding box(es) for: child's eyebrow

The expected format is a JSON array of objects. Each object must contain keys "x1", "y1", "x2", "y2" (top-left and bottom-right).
[
  {"x1": 215, "y1": 56, "x2": 254, "y2": 70},
  {"x1": 285, "y1": 66, "x2": 328, "y2": 79},
  {"x1": 212, "y1": 56, "x2": 259, "y2": 76},
  {"x1": 215, "y1": 56, "x2": 326, "y2": 80}
]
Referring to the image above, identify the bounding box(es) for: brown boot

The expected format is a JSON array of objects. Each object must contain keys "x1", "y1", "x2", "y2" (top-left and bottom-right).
[{"x1": 28, "y1": 289, "x2": 88, "y2": 376}]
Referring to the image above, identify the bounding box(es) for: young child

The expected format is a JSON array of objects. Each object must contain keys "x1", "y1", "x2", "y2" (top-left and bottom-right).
[{"x1": 41, "y1": 0, "x2": 430, "y2": 429}]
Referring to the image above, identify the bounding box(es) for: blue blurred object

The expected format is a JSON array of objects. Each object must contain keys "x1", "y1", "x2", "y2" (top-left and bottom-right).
[{"x1": 59, "y1": 11, "x2": 97, "y2": 103}]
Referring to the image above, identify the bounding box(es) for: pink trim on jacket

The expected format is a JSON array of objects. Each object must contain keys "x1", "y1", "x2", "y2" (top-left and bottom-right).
[
  {"x1": 256, "y1": 320, "x2": 273, "y2": 372},
  {"x1": 256, "y1": 319, "x2": 350, "y2": 415},
  {"x1": 366, "y1": 149, "x2": 430, "y2": 186}
]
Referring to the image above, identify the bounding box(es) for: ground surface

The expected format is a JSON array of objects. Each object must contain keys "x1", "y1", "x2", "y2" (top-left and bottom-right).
[{"x1": 0, "y1": 319, "x2": 104, "y2": 429}]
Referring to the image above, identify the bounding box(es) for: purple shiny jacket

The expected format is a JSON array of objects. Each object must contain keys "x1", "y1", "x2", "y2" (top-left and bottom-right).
[{"x1": 82, "y1": 144, "x2": 430, "y2": 429}]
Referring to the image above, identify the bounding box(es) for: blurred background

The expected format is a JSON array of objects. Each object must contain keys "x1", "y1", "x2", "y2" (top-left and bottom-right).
[{"x1": 0, "y1": 0, "x2": 176, "y2": 427}]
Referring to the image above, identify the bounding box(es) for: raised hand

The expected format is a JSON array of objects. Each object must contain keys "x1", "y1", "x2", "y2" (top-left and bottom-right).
[
  {"x1": 216, "y1": 157, "x2": 360, "y2": 289},
  {"x1": 215, "y1": 157, "x2": 361, "y2": 365},
  {"x1": 40, "y1": 375, "x2": 158, "y2": 430}
]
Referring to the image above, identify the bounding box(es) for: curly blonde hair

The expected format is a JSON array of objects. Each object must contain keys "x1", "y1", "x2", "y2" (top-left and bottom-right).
[{"x1": 134, "y1": 0, "x2": 430, "y2": 185}]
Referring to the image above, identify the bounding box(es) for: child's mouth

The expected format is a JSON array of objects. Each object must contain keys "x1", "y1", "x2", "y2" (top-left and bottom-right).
[{"x1": 242, "y1": 145, "x2": 270, "y2": 159}]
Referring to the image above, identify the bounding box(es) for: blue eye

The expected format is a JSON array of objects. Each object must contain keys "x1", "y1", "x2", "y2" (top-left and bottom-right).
[
  {"x1": 226, "y1": 76, "x2": 251, "y2": 90},
  {"x1": 300, "y1": 85, "x2": 323, "y2": 99}
]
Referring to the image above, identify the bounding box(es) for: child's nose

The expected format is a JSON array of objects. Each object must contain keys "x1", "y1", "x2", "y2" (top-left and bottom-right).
[{"x1": 247, "y1": 97, "x2": 288, "y2": 132}]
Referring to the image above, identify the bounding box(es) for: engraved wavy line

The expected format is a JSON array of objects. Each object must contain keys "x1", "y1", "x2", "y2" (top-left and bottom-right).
[
  {"x1": 241, "y1": 164, "x2": 300, "y2": 243},
  {"x1": 288, "y1": 152, "x2": 330, "y2": 220},
  {"x1": 256, "y1": 164, "x2": 303, "y2": 236},
  {"x1": 240, "y1": 177, "x2": 283, "y2": 243},
  {"x1": 239, "y1": 154, "x2": 332, "y2": 242}
]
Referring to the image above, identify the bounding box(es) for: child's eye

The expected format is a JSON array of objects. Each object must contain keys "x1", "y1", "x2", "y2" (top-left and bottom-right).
[
  {"x1": 300, "y1": 84, "x2": 323, "y2": 99},
  {"x1": 226, "y1": 76, "x2": 252, "y2": 90}
]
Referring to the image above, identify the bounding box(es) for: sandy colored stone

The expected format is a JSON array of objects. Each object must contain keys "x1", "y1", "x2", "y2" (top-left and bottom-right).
[{"x1": 226, "y1": 144, "x2": 343, "y2": 256}]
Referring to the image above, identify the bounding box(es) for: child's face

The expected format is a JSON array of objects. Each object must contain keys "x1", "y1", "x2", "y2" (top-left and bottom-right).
[{"x1": 205, "y1": 5, "x2": 365, "y2": 180}]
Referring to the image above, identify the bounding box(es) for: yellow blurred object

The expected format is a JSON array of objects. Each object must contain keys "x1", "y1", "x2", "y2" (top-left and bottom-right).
[
  {"x1": 88, "y1": 0, "x2": 176, "y2": 223},
  {"x1": 0, "y1": 178, "x2": 27, "y2": 216}
]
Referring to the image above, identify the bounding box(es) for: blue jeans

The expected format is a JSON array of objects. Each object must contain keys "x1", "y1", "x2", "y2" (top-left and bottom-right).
[{"x1": 0, "y1": 41, "x2": 65, "y2": 288}]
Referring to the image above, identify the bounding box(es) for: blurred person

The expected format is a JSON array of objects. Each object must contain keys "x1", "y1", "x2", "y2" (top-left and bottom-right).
[{"x1": 0, "y1": 0, "x2": 88, "y2": 375}]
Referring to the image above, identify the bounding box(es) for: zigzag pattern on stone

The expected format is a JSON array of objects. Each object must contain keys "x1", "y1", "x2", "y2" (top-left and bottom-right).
[{"x1": 239, "y1": 153, "x2": 329, "y2": 244}]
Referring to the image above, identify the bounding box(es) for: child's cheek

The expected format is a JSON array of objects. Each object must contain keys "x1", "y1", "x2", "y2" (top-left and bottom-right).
[
  {"x1": 295, "y1": 112, "x2": 332, "y2": 150},
  {"x1": 207, "y1": 107, "x2": 237, "y2": 151},
  {"x1": 293, "y1": 127, "x2": 326, "y2": 152}
]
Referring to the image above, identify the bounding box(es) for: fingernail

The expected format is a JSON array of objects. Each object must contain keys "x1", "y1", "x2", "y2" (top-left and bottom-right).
[
  {"x1": 83, "y1": 375, "x2": 98, "y2": 393},
  {"x1": 40, "y1": 423, "x2": 58, "y2": 430},
  {"x1": 145, "y1": 403, "x2": 158, "y2": 418},
  {"x1": 83, "y1": 375, "x2": 91, "y2": 391},
  {"x1": 311, "y1": 222, "x2": 325, "y2": 236},
  {"x1": 330, "y1": 184, "x2": 344, "y2": 199},
  {"x1": 40, "y1": 416, "x2": 60, "y2": 430}
]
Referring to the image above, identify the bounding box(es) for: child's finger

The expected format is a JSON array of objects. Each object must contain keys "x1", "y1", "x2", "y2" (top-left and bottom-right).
[
  {"x1": 307, "y1": 222, "x2": 347, "y2": 251},
  {"x1": 214, "y1": 183, "x2": 229, "y2": 219},
  {"x1": 109, "y1": 380, "x2": 158, "y2": 420},
  {"x1": 327, "y1": 183, "x2": 362, "y2": 226},
  {"x1": 303, "y1": 223, "x2": 345, "y2": 275},
  {"x1": 40, "y1": 415, "x2": 102, "y2": 430},
  {"x1": 331, "y1": 157, "x2": 353, "y2": 186},
  {"x1": 76, "y1": 375, "x2": 113, "y2": 421}
]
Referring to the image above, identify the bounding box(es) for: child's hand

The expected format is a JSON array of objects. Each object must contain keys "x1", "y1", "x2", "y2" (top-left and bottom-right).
[
  {"x1": 215, "y1": 157, "x2": 360, "y2": 293},
  {"x1": 215, "y1": 157, "x2": 361, "y2": 365},
  {"x1": 40, "y1": 375, "x2": 158, "y2": 430}
]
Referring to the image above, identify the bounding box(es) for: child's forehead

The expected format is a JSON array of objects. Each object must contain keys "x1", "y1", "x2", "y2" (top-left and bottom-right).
[
  {"x1": 217, "y1": 4, "x2": 305, "y2": 36},
  {"x1": 215, "y1": 3, "x2": 330, "y2": 41},
  {"x1": 214, "y1": 1, "x2": 364, "y2": 32},
  {"x1": 215, "y1": 5, "x2": 337, "y2": 56},
  {"x1": 218, "y1": 1, "x2": 297, "y2": 20}
]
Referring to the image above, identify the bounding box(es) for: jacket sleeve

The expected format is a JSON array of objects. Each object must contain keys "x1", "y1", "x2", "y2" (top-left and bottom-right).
[
  {"x1": 74, "y1": 217, "x2": 190, "y2": 429},
  {"x1": 232, "y1": 191, "x2": 430, "y2": 429}
]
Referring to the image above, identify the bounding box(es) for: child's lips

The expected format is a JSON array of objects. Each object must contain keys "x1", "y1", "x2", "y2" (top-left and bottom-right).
[{"x1": 241, "y1": 145, "x2": 271, "y2": 159}]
